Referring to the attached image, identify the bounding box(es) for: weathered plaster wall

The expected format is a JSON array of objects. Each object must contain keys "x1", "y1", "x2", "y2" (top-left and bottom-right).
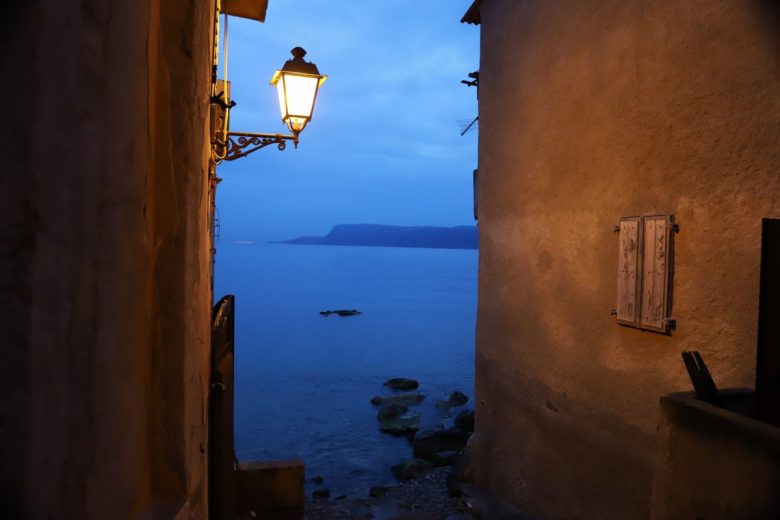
[
  {"x1": 1, "y1": 0, "x2": 214, "y2": 517},
  {"x1": 472, "y1": 1, "x2": 780, "y2": 518}
]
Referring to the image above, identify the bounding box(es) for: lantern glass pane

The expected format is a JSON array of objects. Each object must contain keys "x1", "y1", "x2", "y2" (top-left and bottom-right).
[
  {"x1": 282, "y1": 73, "x2": 318, "y2": 120},
  {"x1": 275, "y1": 79, "x2": 286, "y2": 119}
]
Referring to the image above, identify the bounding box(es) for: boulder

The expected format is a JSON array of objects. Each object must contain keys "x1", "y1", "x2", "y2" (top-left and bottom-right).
[
  {"x1": 379, "y1": 413, "x2": 420, "y2": 437},
  {"x1": 390, "y1": 459, "x2": 434, "y2": 482},
  {"x1": 369, "y1": 485, "x2": 390, "y2": 498},
  {"x1": 383, "y1": 377, "x2": 419, "y2": 390},
  {"x1": 447, "y1": 451, "x2": 474, "y2": 498},
  {"x1": 377, "y1": 402, "x2": 407, "y2": 421},
  {"x1": 320, "y1": 309, "x2": 362, "y2": 317},
  {"x1": 412, "y1": 427, "x2": 472, "y2": 464},
  {"x1": 312, "y1": 488, "x2": 330, "y2": 499},
  {"x1": 446, "y1": 465, "x2": 465, "y2": 498},
  {"x1": 435, "y1": 450, "x2": 463, "y2": 466},
  {"x1": 449, "y1": 391, "x2": 469, "y2": 406},
  {"x1": 455, "y1": 410, "x2": 475, "y2": 431},
  {"x1": 436, "y1": 391, "x2": 469, "y2": 411},
  {"x1": 370, "y1": 392, "x2": 425, "y2": 406}
]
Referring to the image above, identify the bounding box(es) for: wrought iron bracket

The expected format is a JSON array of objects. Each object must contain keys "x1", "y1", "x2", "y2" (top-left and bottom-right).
[
  {"x1": 211, "y1": 91, "x2": 236, "y2": 111},
  {"x1": 218, "y1": 131, "x2": 299, "y2": 162}
]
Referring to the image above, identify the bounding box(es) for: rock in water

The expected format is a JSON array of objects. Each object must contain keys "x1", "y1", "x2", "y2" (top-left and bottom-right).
[
  {"x1": 370, "y1": 392, "x2": 425, "y2": 406},
  {"x1": 435, "y1": 451, "x2": 463, "y2": 466},
  {"x1": 449, "y1": 391, "x2": 468, "y2": 406},
  {"x1": 377, "y1": 402, "x2": 407, "y2": 421},
  {"x1": 319, "y1": 309, "x2": 362, "y2": 317},
  {"x1": 412, "y1": 427, "x2": 472, "y2": 465},
  {"x1": 455, "y1": 410, "x2": 475, "y2": 431},
  {"x1": 312, "y1": 488, "x2": 330, "y2": 499},
  {"x1": 436, "y1": 391, "x2": 469, "y2": 411},
  {"x1": 369, "y1": 485, "x2": 390, "y2": 498},
  {"x1": 383, "y1": 377, "x2": 419, "y2": 390},
  {"x1": 391, "y1": 459, "x2": 434, "y2": 482},
  {"x1": 379, "y1": 413, "x2": 420, "y2": 437}
]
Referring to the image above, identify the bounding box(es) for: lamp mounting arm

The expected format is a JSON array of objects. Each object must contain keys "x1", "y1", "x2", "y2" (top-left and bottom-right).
[
  {"x1": 220, "y1": 131, "x2": 299, "y2": 162},
  {"x1": 211, "y1": 91, "x2": 236, "y2": 111}
]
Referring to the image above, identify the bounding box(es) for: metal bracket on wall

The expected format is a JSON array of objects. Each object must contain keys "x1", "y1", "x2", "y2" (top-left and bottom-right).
[
  {"x1": 211, "y1": 91, "x2": 236, "y2": 111},
  {"x1": 219, "y1": 131, "x2": 299, "y2": 162}
]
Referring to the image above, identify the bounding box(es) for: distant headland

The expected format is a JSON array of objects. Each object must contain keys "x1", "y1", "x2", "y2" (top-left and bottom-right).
[{"x1": 277, "y1": 224, "x2": 478, "y2": 250}]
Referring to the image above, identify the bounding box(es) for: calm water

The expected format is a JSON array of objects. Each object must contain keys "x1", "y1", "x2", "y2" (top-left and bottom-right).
[{"x1": 214, "y1": 242, "x2": 477, "y2": 497}]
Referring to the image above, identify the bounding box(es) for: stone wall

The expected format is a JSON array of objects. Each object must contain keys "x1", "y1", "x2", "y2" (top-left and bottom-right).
[
  {"x1": 1, "y1": 0, "x2": 214, "y2": 517},
  {"x1": 471, "y1": 0, "x2": 780, "y2": 518}
]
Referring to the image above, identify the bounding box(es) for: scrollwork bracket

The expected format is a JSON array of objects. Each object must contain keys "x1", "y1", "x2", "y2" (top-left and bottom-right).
[{"x1": 216, "y1": 131, "x2": 299, "y2": 163}]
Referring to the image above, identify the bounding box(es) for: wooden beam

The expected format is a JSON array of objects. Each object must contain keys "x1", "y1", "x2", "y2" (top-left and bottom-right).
[
  {"x1": 756, "y1": 218, "x2": 780, "y2": 425},
  {"x1": 223, "y1": 0, "x2": 268, "y2": 22},
  {"x1": 682, "y1": 351, "x2": 721, "y2": 406}
]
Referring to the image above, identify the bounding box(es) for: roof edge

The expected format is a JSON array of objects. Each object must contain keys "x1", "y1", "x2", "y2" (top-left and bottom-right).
[
  {"x1": 460, "y1": 0, "x2": 481, "y2": 25},
  {"x1": 223, "y1": 0, "x2": 269, "y2": 22}
]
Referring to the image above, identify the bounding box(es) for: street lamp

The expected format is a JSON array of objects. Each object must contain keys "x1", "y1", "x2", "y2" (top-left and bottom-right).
[
  {"x1": 212, "y1": 47, "x2": 327, "y2": 163},
  {"x1": 272, "y1": 47, "x2": 327, "y2": 135}
]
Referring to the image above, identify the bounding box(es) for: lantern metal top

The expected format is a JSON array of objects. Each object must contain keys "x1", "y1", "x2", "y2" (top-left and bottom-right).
[{"x1": 271, "y1": 47, "x2": 327, "y2": 85}]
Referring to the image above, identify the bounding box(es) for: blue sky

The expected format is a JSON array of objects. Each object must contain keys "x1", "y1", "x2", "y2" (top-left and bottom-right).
[{"x1": 217, "y1": 1, "x2": 479, "y2": 242}]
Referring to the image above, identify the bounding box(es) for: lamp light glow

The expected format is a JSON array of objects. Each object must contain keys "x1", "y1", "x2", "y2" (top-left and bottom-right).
[{"x1": 270, "y1": 47, "x2": 327, "y2": 135}]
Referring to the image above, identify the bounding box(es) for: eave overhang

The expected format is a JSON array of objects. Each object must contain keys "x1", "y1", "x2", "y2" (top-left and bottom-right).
[
  {"x1": 223, "y1": 0, "x2": 269, "y2": 22},
  {"x1": 461, "y1": 0, "x2": 481, "y2": 25}
]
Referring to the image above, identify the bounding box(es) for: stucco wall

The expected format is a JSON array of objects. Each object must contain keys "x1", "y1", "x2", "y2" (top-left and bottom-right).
[
  {"x1": 472, "y1": 1, "x2": 780, "y2": 518},
  {"x1": 1, "y1": 1, "x2": 214, "y2": 518}
]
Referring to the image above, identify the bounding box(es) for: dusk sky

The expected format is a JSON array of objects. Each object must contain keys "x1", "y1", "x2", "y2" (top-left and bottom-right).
[{"x1": 216, "y1": 1, "x2": 479, "y2": 242}]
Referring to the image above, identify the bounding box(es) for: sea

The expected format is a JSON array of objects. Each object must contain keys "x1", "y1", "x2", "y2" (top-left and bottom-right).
[{"x1": 214, "y1": 241, "x2": 477, "y2": 498}]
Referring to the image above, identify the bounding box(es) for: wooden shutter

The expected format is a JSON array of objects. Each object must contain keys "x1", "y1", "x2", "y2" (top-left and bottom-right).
[
  {"x1": 616, "y1": 217, "x2": 641, "y2": 326},
  {"x1": 640, "y1": 215, "x2": 673, "y2": 332},
  {"x1": 615, "y1": 215, "x2": 675, "y2": 333}
]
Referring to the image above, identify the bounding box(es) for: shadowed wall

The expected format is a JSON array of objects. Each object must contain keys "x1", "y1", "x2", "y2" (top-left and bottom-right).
[
  {"x1": 1, "y1": 0, "x2": 214, "y2": 517},
  {"x1": 471, "y1": 0, "x2": 780, "y2": 518}
]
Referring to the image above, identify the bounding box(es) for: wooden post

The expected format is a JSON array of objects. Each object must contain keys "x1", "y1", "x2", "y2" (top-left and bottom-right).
[
  {"x1": 756, "y1": 219, "x2": 780, "y2": 425},
  {"x1": 210, "y1": 295, "x2": 236, "y2": 520}
]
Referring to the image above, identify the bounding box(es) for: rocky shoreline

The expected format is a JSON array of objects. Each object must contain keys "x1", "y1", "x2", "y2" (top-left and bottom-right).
[
  {"x1": 305, "y1": 377, "x2": 480, "y2": 519},
  {"x1": 305, "y1": 466, "x2": 474, "y2": 519}
]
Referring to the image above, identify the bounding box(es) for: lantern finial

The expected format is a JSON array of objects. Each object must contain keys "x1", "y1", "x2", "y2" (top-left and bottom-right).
[{"x1": 291, "y1": 47, "x2": 307, "y2": 59}]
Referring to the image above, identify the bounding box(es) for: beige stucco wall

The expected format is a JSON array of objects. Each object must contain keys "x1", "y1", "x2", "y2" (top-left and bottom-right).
[
  {"x1": 1, "y1": 0, "x2": 214, "y2": 517},
  {"x1": 471, "y1": 0, "x2": 780, "y2": 518}
]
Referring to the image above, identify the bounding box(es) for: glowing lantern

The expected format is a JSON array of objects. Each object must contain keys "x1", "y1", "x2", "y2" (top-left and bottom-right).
[{"x1": 270, "y1": 47, "x2": 327, "y2": 135}]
